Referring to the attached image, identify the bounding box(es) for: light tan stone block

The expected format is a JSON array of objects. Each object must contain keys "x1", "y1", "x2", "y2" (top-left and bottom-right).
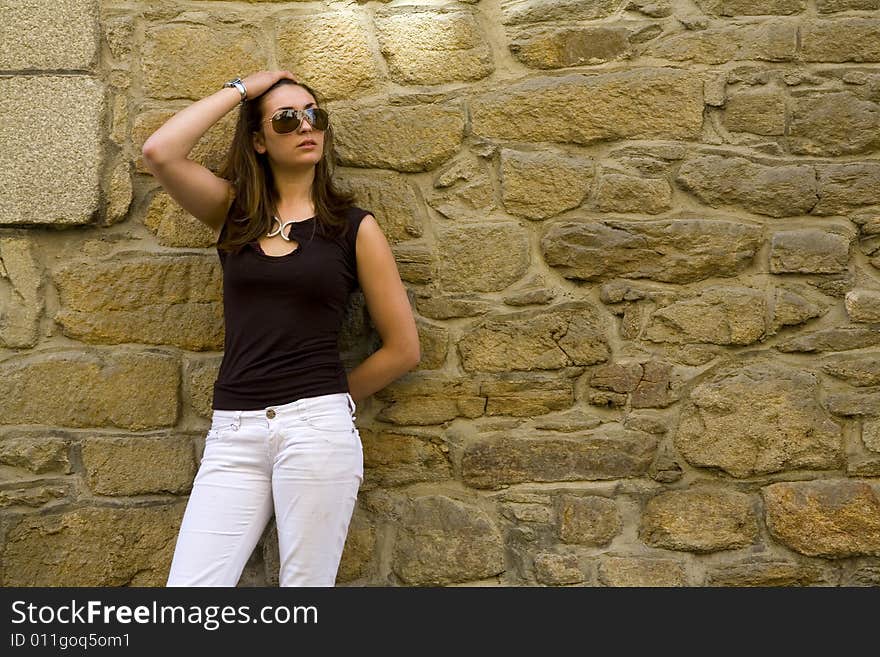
[
  {"x1": 0, "y1": 76, "x2": 104, "y2": 226},
  {"x1": 0, "y1": 0, "x2": 99, "y2": 70}
]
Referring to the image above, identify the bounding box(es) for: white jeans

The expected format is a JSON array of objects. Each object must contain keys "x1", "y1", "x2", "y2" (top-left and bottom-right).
[{"x1": 166, "y1": 392, "x2": 363, "y2": 587}]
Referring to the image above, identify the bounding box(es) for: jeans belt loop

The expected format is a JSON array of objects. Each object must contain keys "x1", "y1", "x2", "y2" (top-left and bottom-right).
[{"x1": 232, "y1": 411, "x2": 242, "y2": 430}]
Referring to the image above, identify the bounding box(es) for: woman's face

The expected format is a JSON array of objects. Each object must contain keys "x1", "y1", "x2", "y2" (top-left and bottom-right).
[{"x1": 252, "y1": 84, "x2": 325, "y2": 169}]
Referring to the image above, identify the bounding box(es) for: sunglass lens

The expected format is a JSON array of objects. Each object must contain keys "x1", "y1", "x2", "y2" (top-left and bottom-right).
[
  {"x1": 307, "y1": 108, "x2": 329, "y2": 130},
  {"x1": 272, "y1": 110, "x2": 299, "y2": 134}
]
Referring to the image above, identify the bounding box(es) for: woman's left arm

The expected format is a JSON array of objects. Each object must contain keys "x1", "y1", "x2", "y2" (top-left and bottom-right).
[{"x1": 346, "y1": 214, "x2": 421, "y2": 404}]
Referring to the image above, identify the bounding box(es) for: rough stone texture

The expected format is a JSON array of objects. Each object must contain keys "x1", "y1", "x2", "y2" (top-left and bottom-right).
[
  {"x1": 0, "y1": 76, "x2": 104, "y2": 226},
  {"x1": 336, "y1": 168, "x2": 425, "y2": 244},
  {"x1": 413, "y1": 316, "x2": 448, "y2": 370},
  {"x1": 360, "y1": 428, "x2": 452, "y2": 490},
  {"x1": 277, "y1": 11, "x2": 380, "y2": 100},
  {"x1": 595, "y1": 173, "x2": 672, "y2": 214},
  {"x1": 373, "y1": 373, "x2": 485, "y2": 425},
  {"x1": 481, "y1": 373, "x2": 578, "y2": 416},
  {"x1": 825, "y1": 388, "x2": 880, "y2": 417},
  {"x1": 502, "y1": 276, "x2": 557, "y2": 307},
  {"x1": 391, "y1": 495, "x2": 506, "y2": 585},
  {"x1": 767, "y1": 285, "x2": 830, "y2": 336},
  {"x1": 0, "y1": 0, "x2": 99, "y2": 70},
  {"x1": 391, "y1": 242, "x2": 433, "y2": 285},
  {"x1": 676, "y1": 154, "x2": 817, "y2": 218},
  {"x1": 847, "y1": 452, "x2": 880, "y2": 477},
  {"x1": 534, "y1": 553, "x2": 584, "y2": 585},
  {"x1": 106, "y1": 158, "x2": 133, "y2": 226},
  {"x1": 81, "y1": 436, "x2": 196, "y2": 496},
  {"x1": 183, "y1": 360, "x2": 220, "y2": 424},
  {"x1": 110, "y1": 91, "x2": 128, "y2": 147},
  {"x1": 763, "y1": 480, "x2": 880, "y2": 557},
  {"x1": 53, "y1": 254, "x2": 224, "y2": 350},
  {"x1": 0, "y1": 350, "x2": 179, "y2": 430},
  {"x1": 142, "y1": 23, "x2": 267, "y2": 100},
  {"x1": 723, "y1": 89, "x2": 787, "y2": 135},
  {"x1": 509, "y1": 24, "x2": 632, "y2": 69},
  {"x1": 840, "y1": 560, "x2": 880, "y2": 586},
  {"x1": 790, "y1": 92, "x2": 880, "y2": 157},
  {"x1": 770, "y1": 229, "x2": 852, "y2": 273},
  {"x1": 336, "y1": 510, "x2": 376, "y2": 583},
  {"x1": 500, "y1": 0, "x2": 618, "y2": 25},
  {"x1": 649, "y1": 19, "x2": 798, "y2": 64},
  {"x1": 541, "y1": 218, "x2": 762, "y2": 284},
  {"x1": 675, "y1": 362, "x2": 843, "y2": 477},
  {"x1": 1, "y1": 504, "x2": 185, "y2": 586},
  {"x1": 0, "y1": 435, "x2": 71, "y2": 474},
  {"x1": 500, "y1": 148, "x2": 593, "y2": 219},
  {"x1": 415, "y1": 293, "x2": 493, "y2": 320},
  {"x1": 863, "y1": 418, "x2": 880, "y2": 453},
  {"x1": 462, "y1": 425, "x2": 658, "y2": 489},
  {"x1": 144, "y1": 191, "x2": 218, "y2": 249},
  {"x1": 435, "y1": 222, "x2": 530, "y2": 292},
  {"x1": 814, "y1": 162, "x2": 880, "y2": 215},
  {"x1": 0, "y1": 484, "x2": 69, "y2": 509},
  {"x1": 332, "y1": 103, "x2": 465, "y2": 172},
  {"x1": 375, "y1": 6, "x2": 493, "y2": 85},
  {"x1": 844, "y1": 289, "x2": 880, "y2": 323},
  {"x1": 427, "y1": 154, "x2": 497, "y2": 221},
  {"x1": 590, "y1": 359, "x2": 677, "y2": 409},
  {"x1": 778, "y1": 325, "x2": 880, "y2": 353},
  {"x1": 693, "y1": 0, "x2": 805, "y2": 15},
  {"x1": 458, "y1": 302, "x2": 609, "y2": 373},
  {"x1": 642, "y1": 285, "x2": 822, "y2": 346},
  {"x1": 532, "y1": 408, "x2": 604, "y2": 432},
  {"x1": 0, "y1": 236, "x2": 43, "y2": 348},
  {"x1": 816, "y1": 1, "x2": 880, "y2": 12},
  {"x1": 800, "y1": 18, "x2": 880, "y2": 64},
  {"x1": 640, "y1": 489, "x2": 759, "y2": 552},
  {"x1": 706, "y1": 558, "x2": 835, "y2": 587},
  {"x1": 471, "y1": 69, "x2": 703, "y2": 145},
  {"x1": 820, "y1": 352, "x2": 880, "y2": 387},
  {"x1": 103, "y1": 13, "x2": 134, "y2": 61},
  {"x1": 557, "y1": 495, "x2": 622, "y2": 546},
  {"x1": 597, "y1": 556, "x2": 689, "y2": 587},
  {"x1": 649, "y1": 445, "x2": 685, "y2": 483},
  {"x1": 500, "y1": 499, "x2": 554, "y2": 524}
]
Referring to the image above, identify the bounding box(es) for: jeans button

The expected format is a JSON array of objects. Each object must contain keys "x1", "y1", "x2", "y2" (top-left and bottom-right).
[{"x1": 266, "y1": 409, "x2": 276, "y2": 419}]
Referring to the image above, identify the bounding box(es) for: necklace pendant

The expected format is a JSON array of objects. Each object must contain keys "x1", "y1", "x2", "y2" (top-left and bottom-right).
[{"x1": 266, "y1": 215, "x2": 283, "y2": 238}]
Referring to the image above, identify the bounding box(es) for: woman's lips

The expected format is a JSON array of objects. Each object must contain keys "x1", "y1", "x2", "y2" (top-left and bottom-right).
[{"x1": 298, "y1": 142, "x2": 317, "y2": 148}]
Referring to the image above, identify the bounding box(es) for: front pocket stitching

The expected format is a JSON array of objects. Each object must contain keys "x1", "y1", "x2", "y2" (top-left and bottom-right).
[
  {"x1": 206, "y1": 424, "x2": 231, "y2": 442},
  {"x1": 302, "y1": 410, "x2": 355, "y2": 434}
]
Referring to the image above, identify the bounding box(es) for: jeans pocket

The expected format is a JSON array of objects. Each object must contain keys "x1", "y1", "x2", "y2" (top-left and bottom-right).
[
  {"x1": 205, "y1": 423, "x2": 232, "y2": 444},
  {"x1": 302, "y1": 403, "x2": 356, "y2": 438}
]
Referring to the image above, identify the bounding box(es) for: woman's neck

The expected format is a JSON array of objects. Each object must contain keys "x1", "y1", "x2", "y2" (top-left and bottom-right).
[{"x1": 272, "y1": 166, "x2": 315, "y2": 217}]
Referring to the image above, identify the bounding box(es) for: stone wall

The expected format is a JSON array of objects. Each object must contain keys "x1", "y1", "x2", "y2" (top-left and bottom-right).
[{"x1": 1, "y1": 0, "x2": 879, "y2": 586}]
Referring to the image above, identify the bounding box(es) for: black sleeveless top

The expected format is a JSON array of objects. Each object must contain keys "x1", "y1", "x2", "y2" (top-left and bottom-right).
[{"x1": 212, "y1": 206, "x2": 372, "y2": 410}]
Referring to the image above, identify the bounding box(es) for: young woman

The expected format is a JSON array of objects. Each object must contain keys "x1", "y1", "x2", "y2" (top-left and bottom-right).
[{"x1": 142, "y1": 70, "x2": 420, "y2": 586}]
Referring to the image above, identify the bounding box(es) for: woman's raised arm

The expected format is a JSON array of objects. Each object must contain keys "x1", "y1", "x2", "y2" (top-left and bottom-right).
[{"x1": 141, "y1": 70, "x2": 296, "y2": 233}]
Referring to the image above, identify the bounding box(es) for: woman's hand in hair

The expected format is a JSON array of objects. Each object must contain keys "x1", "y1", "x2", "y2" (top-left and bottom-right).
[{"x1": 240, "y1": 70, "x2": 299, "y2": 99}]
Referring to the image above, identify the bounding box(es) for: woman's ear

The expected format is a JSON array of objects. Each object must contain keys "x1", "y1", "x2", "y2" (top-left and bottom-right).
[{"x1": 252, "y1": 130, "x2": 267, "y2": 155}]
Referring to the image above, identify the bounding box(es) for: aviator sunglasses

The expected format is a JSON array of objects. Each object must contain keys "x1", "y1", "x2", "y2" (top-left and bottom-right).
[{"x1": 262, "y1": 107, "x2": 330, "y2": 134}]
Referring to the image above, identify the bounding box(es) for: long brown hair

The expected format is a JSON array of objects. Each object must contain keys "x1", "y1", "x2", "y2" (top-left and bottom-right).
[{"x1": 216, "y1": 78, "x2": 357, "y2": 255}]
